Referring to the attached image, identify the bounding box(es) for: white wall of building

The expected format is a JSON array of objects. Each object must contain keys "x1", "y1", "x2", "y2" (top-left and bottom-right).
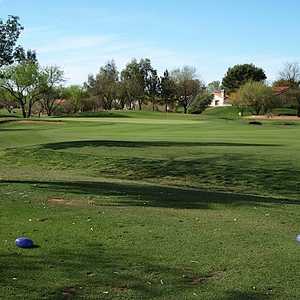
[{"x1": 210, "y1": 90, "x2": 231, "y2": 107}]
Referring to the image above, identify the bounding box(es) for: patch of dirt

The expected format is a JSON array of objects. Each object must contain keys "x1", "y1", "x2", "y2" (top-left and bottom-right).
[
  {"x1": 48, "y1": 198, "x2": 68, "y2": 204},
  {"x1": 16, "y1": 120, "x2": 63, "y2": 125},
  {"x1": 246, "y1": 115, "x2": 300, "y2": 121},
  {"x1": 183, "y1": 271, "x2": 225, "y2": 286},
  {"x1": 62, "y1": 287, "x2": 76, "y2": 299},
  {"x1": 47, "y1": 198, "x2": 90, "y2": 207},
  {"x1": 88, "y1": 199, "x2": 96, "y2": 206},
  {"x1": 112, "y1": 286, "x2": 129, "y2": 293}
]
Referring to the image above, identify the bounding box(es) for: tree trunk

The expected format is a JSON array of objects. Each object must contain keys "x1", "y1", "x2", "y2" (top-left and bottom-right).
[
  {"x1": 47, "y1": 100, "x2": 55, "y2": 116},
  {"x1": 108, "y1": 99, "x2": 113, "y2": 110},
  {"x1": 138, "y1": 100, "x2": 142, "y2": 111},
  {"x1": 183, "y1": 105, "x2": 187, "y2": 114},
  {"x1": 120, "y1": 100, "x2": 125, "y2": 110},
  {"x1": 27, "y1": 102, "x2": 33, "y2": 118},
  {"x1": 20, "y1": 102, "x2": 27, "y2": 118},
  {"x1": 46, "y1": 105, "x2": 51, "y2": 116},
  {"x1": 183, "y1": 96, "x2": 188, "y2": 114},
  {"x1": 241, "y1": 108, "x2": 244, "y2": 117}
]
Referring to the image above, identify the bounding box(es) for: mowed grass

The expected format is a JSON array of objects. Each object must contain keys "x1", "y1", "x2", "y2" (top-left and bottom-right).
[{"x1": 0, "y1": 110, "x2": 300, "y2": 299}]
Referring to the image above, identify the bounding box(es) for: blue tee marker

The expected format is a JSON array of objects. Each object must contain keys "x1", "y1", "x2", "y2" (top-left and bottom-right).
[{"x1": 15, "y1": 237, "x2": 34, "y2": 249}]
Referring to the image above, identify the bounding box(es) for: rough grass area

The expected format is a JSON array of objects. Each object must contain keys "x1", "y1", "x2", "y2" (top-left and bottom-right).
[{"x1": 1, "y1": 112, "x2": 300, "y2": 299}]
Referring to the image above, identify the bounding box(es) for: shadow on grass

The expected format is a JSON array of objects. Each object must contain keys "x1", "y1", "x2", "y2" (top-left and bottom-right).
[
  {"x1": 0, "y1": 128, "x2": 34, "y2": 132},
  {"x1": 41, "y1": 140, "x2": 282, "y2": 150},
  {"x1": 1, "y1": 243, "x2": 218, "y2": 299},
  {"x1": 0, "y1": 115, "x2": 21, "y2": 119},
  {"x1": 219, "y1": 291, "x2": 271, "y2": 300},
  {"x1": 104, "y1": 155, "x2": 300, "y2": 200},
  {"x1": 1, "y1": 179, "x2": 298, "y2": 209},
  {"x1": 0, "y1": 119, "x2": 20, "y2": 125},
  {"x1": 3, "y1": 142, "x2": 299, "y2": 200},
  {"x1": 59, "y1": 111, "x2": 132, "y2": 118}
]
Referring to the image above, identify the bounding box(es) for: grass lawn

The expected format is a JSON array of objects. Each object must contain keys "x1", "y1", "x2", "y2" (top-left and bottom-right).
[{"x1": 0, "y1": 110, "x2": 300, "y2": 299}]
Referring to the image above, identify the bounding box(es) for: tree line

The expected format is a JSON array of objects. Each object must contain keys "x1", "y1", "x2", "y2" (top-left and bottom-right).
[
  {"x1": 0, "y1": 16, "x2": 213, "y2": 117},
  {"x1": 83, "y1": 61, "x2": 208, "y2": 114},
  {"x1": 222, "y1": 63, "x2": 300, "y2": 116},
  {"x1": 1, "y1": 16, "x2": 300, "y2": 118}
]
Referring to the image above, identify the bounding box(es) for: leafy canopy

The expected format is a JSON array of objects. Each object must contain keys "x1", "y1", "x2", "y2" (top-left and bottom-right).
[
  {"x1": 189, "y1": 93, "x2": 213, "y2": 114},
  {"x1": 0, "y1": 16, "x2": 24, "y2": 67},
  {"x1": 222, "y1": 64, "x2": 266, "y2": 93},
  {"x1": 234, "y1": 81, "x2": 274, "y2": 115}
]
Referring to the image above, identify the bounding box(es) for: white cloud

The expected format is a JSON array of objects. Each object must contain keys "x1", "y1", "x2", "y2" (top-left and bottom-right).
[
  {"x1": 30, "y1": 32, "x2": 299, "y2": 85},
  {"x1": 36, "y1": 35, "x2": 115, "y2": 54},
  {"x1": 23, "y1": 26, "x2": 53, "y2": 35}
]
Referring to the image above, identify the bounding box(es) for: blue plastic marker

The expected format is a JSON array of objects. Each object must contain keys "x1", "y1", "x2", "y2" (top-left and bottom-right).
[{"x1": 15, "y1": 237, "x2": 34, "y2": 249}]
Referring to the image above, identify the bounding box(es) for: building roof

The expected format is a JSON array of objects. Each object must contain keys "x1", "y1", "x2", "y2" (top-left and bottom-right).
[
  {"x1": 213, "y1": 91, "x2": 223, "y2": 97},
  {"x1": 54, "y1": 99, "x2": 66, "y2": 105},
  {"x1": 273, "y1": 86, "x2": 290, "y2": 96},
  {"x1": 213, "y1": 90, "x2": 228, "y2": 99}
]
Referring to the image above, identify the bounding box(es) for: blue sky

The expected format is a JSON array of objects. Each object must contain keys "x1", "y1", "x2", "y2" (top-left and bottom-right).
[{"x1": 1, "y1": 0, "x2": 300, "y2": 84}]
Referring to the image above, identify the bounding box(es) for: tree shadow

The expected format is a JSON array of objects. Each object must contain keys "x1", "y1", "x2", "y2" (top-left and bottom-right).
[
  {"x1": 41, "y1": 140, "x2": 281, "y2": 150},
  {"x1": 59, "y1": 111, "x2": 132, "y2": 118},
  {"x1": 0, "y1": 119, "x2": 19, "y2": 125},
  {"x1": 109, "y1": 155, "x2": 300, "y2": 200},
  {"x1": 2, "y1": 142, "x2": 298, "y2": 200},
  {"x1": 219, "y1": 290, "x2": 271, "y2": 300},
  {"x1": 1, "y1": 179, "x2": 298, "y2": 209},
  {"x1": 0, "y1": 116, "x2": 21, "y2": 120},
  {"x1": 1, "y1": 242, "x2": 219, "y2": 299},
  {"x1": 0, "y1": 128, "x2": 34, "y2": 132}
]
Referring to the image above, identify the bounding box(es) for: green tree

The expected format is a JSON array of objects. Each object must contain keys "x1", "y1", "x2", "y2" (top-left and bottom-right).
[
  {"x1": 171, "y1": 66, "x2": 203, "y2": 114},
  {"x1": 139, "y1": 58, "x2": 159, "y2": 110},
  {"x1": 116, "y1": 80, "x2": 129, "y2": 110},
  {"x1": 63, "y1": 85, "x2": 86, "y2": 113},
  {"x1": 189, "y1": 93, "x2": 213, "y2": 114},
  {"x1": 14, "y1": 47, "x2": 38, "y2": 64},
  {"x1": 160, "y1": 70, "x2": 176, "y2": 112},
  {"x1": 207, "y1": 81, "x2": 221, "y2": 93},
  {"x1": 0, "y1": 62, "x2": 42, "y2": 118},
  {"x1": 120, "y1": 58, "x2": 158, "y2": 110},
  {"x1": 146, "y1": 68, "x2": 160, "y2": 111},
  {"x1": 0, "y1": 16, "x2": 24, "y2": 67},
  {"x1": 84, "y1": 74, "x2": 102, "y2": 111},
  {"x1": 236, "y1": 81, "x2": 274, "y2": 115},
  {"x1": 222, "y1": 64, "x2": 266, "y2": 93},
  {"x1": 0, "y1": 88, "x2": 16, "y2": 113},
  {"x1": 96, "y1": 60, "x2": 119, "y2": 110},
  {"x1": 38, "y1": 66, "x2": 65, "y2": 116},
  {"x1": 86, "y1": 61, "x2": 119, "y2": 110},
  {"x1": 120, "y1": 59, "x2": 143, "y2": 110}
]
